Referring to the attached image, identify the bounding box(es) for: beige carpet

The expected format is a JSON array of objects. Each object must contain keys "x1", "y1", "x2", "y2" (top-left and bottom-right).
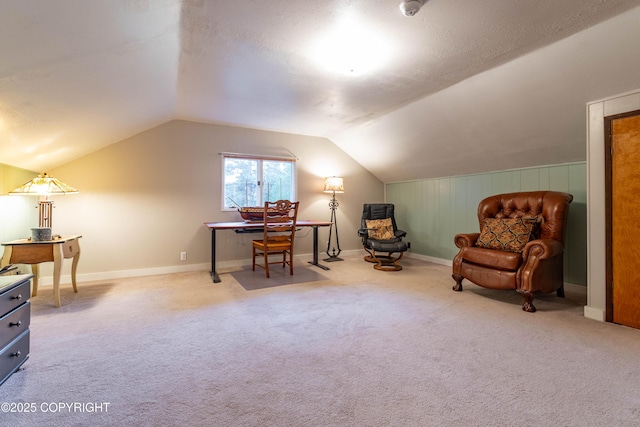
[{"x1": 1, "y1": 256, "x2": 639, "y2": 426}]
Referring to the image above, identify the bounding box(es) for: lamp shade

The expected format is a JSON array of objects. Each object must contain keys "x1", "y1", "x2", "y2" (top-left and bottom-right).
[
  {"x1": 9, "y1": 173, "x2": 78, "y2": 196},
  {"x1": 323, "y1": 177, "x2": 344, "y2": 193}
]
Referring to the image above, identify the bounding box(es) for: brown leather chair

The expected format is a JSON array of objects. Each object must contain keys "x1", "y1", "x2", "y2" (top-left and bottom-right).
[{"x1": 452, "y1": 191, "x2": 573, "y2": 312}]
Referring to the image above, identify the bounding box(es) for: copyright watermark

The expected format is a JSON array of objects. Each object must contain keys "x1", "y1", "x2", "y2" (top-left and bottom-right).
[{"x1": 1, "y1": 401, "x2": 111, "y2": 413}]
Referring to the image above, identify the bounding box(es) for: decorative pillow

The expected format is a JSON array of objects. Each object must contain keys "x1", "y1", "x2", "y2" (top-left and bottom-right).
[
  {"x1": 475, "y1": 218, "x2": 536, "y2": 253},
  {"x1": 365, "y1": 218, "x2": 395, "y2": 240}
]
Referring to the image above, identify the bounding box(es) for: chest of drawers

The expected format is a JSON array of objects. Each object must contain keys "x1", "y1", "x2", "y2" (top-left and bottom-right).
[{"x1": 0, "y1": 274, "x2": 32, "y2": 386}]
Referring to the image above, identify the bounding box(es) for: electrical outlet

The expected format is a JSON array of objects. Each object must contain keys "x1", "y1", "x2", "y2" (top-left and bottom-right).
[{"x1": 180, "y1": 251, "x2": 187, "y2": 261}]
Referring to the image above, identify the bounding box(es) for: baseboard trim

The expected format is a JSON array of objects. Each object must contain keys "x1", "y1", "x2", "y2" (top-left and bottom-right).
[
  {"x1": 405, "y1": 252, "x2": 452, "y2": 266},
  {"x1": 25, "y1": 250, "x2": 366, "y2": 287},
  {"x1": 583, "y1": 306, "x2": 606, "y2": 322},
  {"x1": 564, "y1": 282, "x2": 587, "y2": 296},
  {"x1": 29, "y1": 263, "x2": 212, "y2": 287}
]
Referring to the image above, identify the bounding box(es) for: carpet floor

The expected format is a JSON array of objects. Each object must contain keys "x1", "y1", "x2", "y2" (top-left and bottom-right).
[{"x1": 1, "y1": 256, "x2": 639, "y2": 426}]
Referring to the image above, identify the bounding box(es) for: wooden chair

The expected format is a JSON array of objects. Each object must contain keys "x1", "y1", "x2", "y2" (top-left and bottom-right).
[{"x1": 252, "y1": 200, "x2": 299, "y2": 278}]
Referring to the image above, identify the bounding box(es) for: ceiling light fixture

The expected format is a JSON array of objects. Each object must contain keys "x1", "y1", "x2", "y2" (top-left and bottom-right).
[
  {"x1": 399, "y1": 0, "x2": 426, "y2": 17},
  {"x1": 309, "y1": 13, "x2": 391, "y2": 76}
]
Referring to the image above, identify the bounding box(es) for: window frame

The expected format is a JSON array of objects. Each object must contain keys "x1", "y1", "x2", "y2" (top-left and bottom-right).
[{"x1": 221, "y1": 152, "x2": 297, "y2": 211}]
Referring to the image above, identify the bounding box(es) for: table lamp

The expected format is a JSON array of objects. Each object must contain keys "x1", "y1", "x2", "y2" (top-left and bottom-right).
[{"x1": 9, "y1": 173, "x2": 79, "y2": 239}]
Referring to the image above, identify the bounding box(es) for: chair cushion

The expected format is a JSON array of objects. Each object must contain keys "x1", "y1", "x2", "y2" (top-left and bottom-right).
[
  {"x1": 475, "y1": 217, "x2": 535, "y2": 253},
  {"x1": 366, "y1": 218, "x2": 395, "y2": 240},
  {"x1": 460, "y1": 246, "x2": 522, "y2": 271}
]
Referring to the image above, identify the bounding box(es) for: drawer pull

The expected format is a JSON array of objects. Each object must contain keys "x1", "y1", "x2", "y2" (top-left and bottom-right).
[
  {"x1": 11, "y1": 351, "x2": 21, "y2": 358},
  {"x1": 9, "y1": 321, "x2": 22, "y2": 327},
  {"x1": 12, "y1": 294, "x2": 23, "y2": 301}
]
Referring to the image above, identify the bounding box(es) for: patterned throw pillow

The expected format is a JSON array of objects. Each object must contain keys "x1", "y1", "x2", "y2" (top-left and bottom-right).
[
  {"x1": 475, "y1": 218, "x2": 536, "y2": 253},
  {"x1": 365, "y1": 218, "x2": 395, "y2": 240}
]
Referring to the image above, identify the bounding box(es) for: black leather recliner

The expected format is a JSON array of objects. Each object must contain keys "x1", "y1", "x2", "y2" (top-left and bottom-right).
[{"x1": 357, "y1": 203, "x2": 409, "y2": 271}]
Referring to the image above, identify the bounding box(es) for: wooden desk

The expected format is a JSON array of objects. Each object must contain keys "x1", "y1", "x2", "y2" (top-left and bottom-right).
[
  {"x1": 1, "y1": 235, "x2": 82, "y2": 308},
  {"x1": 204, "y1": 220, "x2": 332, "y2": 283}
]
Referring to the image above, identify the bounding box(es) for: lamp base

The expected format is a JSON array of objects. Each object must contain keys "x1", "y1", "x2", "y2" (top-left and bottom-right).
[
  {"x1": 323, "y1": 256, "x2": 343, "y2": 262},
  {"x1": 31, "y1": 227, "x2": 52, "y2": 241}
]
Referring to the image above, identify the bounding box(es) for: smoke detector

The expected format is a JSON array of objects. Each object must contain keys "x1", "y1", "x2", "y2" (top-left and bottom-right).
[{"x1": 399, "y1": 0, "x2": 426, "y2": 17}]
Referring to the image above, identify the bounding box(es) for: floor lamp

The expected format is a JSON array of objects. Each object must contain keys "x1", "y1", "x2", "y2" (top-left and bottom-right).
[{"x1": 324, "y1": 176, "x2": 344, "y2": 262}]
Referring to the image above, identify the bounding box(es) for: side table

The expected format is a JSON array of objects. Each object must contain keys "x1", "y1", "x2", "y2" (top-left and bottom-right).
[{"x1": 0, "y1": 235, "x2": 82, "y2": 308}]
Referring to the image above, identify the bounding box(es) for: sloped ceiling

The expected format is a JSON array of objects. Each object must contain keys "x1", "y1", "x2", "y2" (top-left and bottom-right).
[{"x1": 2, "y1": 0, "x2": 640, "y2": 181}]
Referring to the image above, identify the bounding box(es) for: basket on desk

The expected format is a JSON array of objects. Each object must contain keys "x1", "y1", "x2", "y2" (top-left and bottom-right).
[{"x1": 238, "y1": 207, "x2": 289, "y2": 222}]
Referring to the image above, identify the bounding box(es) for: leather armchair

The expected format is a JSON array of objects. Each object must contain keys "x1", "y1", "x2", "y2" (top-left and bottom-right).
[{"x1": 452, "y1": 191, "x2": 573, "y2": 312}]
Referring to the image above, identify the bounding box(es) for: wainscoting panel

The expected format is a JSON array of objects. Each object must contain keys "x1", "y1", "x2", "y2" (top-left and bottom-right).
[{"x1": 386, "y1": 162, "x2": 587, "y2": 286}]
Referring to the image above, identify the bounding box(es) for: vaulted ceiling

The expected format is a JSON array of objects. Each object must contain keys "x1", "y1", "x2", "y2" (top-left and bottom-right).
[{"x1": 2, "y1": 0, "x2": 640, "y2": 181}]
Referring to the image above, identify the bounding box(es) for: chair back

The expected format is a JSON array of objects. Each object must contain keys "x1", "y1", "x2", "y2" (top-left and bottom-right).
[
  {"x1": 361, "y1": 203, "x2": 398, "y2": 232},
  {"x1": 262, "y1": 200, "x2": 299, "y2": 242},
  {"x1": 477, "y1": 191, "x2": 573, "y2": 244}
]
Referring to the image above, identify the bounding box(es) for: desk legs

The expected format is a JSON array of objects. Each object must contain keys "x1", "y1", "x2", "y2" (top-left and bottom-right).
[
  {"x1": 308, "y1": 226, "x2": 330, "y2": 271},
  {"x1": 210, "y1": 229, "x2": 221, "y2": 283},
  {"x1": 208, "y1": 226, "x2": 328, "y2": 283}
]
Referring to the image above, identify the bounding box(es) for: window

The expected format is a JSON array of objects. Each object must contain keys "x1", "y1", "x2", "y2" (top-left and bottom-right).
[{"x1": 222, "y1": 153, "x2": 296, "y2": 210}]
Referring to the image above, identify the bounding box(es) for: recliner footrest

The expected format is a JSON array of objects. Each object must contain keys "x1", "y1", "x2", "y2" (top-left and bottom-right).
[
  {"x1": 366, "y1": 240, "x2": 408, "y2": 271},
  {"x1": 369, "y1": 241, "x2": 408, "y2": 253}
]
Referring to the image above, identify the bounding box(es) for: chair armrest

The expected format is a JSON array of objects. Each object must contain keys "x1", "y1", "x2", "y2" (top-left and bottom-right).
[
  {"x1": 358, "y1": 228, "x2": 373, "y2": 238},
  {"x1": 519, "y1": 239, "x2": 565, "y2": 294},
  {"x1": 395, "y1": 229, "x2": 407, "y2": 238},
  {"x1": 522, "y1": 239, "x2": 563, "y2": 260},
  {"x1": 454, "y1": 233, "x2": 480, "y2": 248}
]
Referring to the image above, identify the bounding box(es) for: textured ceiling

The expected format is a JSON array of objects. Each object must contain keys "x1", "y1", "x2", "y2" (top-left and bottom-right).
[{"x1": 2, "y1": 0, "x2": 640, "y2": 177}]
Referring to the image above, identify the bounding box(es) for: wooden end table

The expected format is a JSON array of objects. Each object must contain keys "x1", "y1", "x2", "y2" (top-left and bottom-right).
[{"x1": 1, "y1": 235, "x2": 82, "y2": 308}]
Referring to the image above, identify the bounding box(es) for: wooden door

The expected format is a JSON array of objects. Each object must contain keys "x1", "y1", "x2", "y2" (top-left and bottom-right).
[{"x1": 611, "y1": 113, "x2": 640, "y2": 328}]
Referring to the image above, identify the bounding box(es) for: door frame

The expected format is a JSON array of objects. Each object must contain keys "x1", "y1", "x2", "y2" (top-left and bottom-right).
[{"x1": 604, "y1": 109, "x2": 640, "y2": 322}]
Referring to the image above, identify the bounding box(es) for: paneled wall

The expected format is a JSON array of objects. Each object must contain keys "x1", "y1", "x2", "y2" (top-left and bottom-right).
[{"x1": 386, "y1": 162, "x2": 587, "y2": 286}]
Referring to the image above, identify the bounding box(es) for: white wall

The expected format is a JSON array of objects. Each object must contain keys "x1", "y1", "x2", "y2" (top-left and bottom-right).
[{"x1": 44, "y1": 120, "x2": 382, "y2": 282}]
